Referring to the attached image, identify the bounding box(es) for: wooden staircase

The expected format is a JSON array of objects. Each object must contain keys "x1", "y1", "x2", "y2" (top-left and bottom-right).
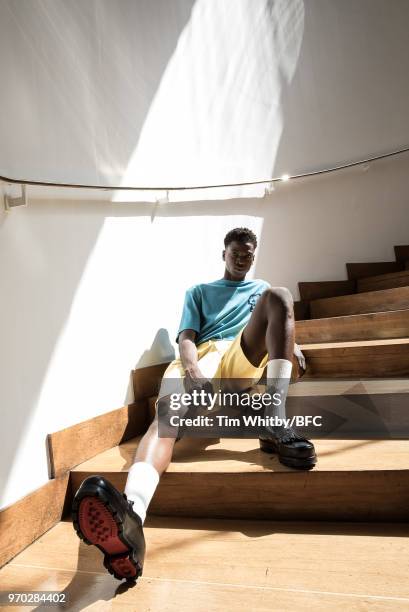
[
  {"x1": 294, "y1": 247, "x2": 409, "y2": 381},
  {"x1": 71, "y1": 436, "x2": 409, "y2": 522},
  {"x1": 2, "y1": 244, "x2": 409, "y2": 609}
]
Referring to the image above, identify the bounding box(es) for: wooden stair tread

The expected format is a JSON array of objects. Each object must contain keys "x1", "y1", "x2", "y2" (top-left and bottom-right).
[
  {"x1": 296, "y1": 309, "x2": 409, "y2": 343},
  {"x1": 144, "y1": 377, "x2": 409, "y2": 440},
  {"x1": 72, "y1": 437, "x2": 409, "y2": 474},
  {"x1": 70, "y1": 436, "x2": 409, "y2": 520},
  {"x1": 137, "y1": 379, "x2": 409, "y2": 400},
  {"x1": 3, "y1": 520, "x2": 409, "y2": 609},
  {"x1": 301, "y1": 337, "x2": 409, "y2": 350},
  {"x1": 310, "y1": 286, "x2": 409, "y2": 318},
  {"x1": 288, "y1": 378, "x2": 409, "y2": 396}
]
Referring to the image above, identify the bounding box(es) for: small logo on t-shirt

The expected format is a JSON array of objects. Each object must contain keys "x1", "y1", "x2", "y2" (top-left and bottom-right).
[{"x1": 248, "y1": 292, "x2": 262, "y2": 312}]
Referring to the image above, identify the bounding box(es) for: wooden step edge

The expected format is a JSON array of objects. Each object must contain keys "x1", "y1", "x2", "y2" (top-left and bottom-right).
[
  {"x1": 310, "y1": 285, "x2": 409, "y2": 319},
  {"x1": 296, "y1": 309, "x2": 409, "y2": 344},
  {"x1": 301, "y1": 337, "x2": 409, "y2": 350},
  {"x1": 70, "y1": 437, "x2": 409, "y2": 477},
  {"x1": 346, "y1": 261, "x2": 404, "y2": 280},
  {"x1": 311, "y1": 285, "x2": 409, "y2": 308},
  {"x1": 357, "y1": 269, "x2": 409, "y2": 293},
  {"x1": 149, "y1": 377, "x2": 409, "y2": 401}
]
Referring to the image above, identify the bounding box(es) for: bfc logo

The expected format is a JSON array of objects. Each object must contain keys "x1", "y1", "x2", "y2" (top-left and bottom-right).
[{"x1": 248, "y1": 292, "x2": 262, "y2": 312}]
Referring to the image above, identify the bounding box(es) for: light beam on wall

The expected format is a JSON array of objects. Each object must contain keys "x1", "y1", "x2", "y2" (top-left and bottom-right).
[{"x1": 113, "y1": 0, "x2": 305, "y2": 203}]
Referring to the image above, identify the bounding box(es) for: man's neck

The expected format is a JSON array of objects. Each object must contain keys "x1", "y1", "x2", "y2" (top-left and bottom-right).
[{"x1": 223, "y1": 270, "x2": 247, "y2": 282}]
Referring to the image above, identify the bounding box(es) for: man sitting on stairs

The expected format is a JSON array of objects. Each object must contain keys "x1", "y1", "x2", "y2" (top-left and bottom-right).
[{"x1": 72, "y1": 227, "x2": 317, "y2": 582}]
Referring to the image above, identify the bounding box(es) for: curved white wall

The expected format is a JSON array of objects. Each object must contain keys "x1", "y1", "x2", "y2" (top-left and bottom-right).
[
  {"x1": 1, "y1": 0, "x2": 409, "y2": 509},
  {"x1": 0, "y1": 0, "x2": 409, "y2": 200}
]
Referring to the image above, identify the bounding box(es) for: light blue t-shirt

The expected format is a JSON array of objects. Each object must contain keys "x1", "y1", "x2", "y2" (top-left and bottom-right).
[{"x1": 176, "y1": 278, "x2": 270, "y2": 345}]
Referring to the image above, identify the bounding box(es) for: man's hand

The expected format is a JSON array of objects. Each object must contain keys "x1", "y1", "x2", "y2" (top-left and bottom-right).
[
  {"x1": 293, "y1": 343, "x2": 306, "y2": 373},
  {"x1": 184, "y1": 369, "x2": 214, "y2": 397},
  {"x1": 179, "y1": 330, "x2": 214, "y2": 406}
]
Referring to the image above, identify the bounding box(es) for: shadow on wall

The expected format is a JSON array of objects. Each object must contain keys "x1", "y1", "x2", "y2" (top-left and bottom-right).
[
  {"x1": 122, "y1": 328, "x2": 175, "y2": 404},
  {"x1": 135, "y1": 328, "x2": 175, "y2": 369}
]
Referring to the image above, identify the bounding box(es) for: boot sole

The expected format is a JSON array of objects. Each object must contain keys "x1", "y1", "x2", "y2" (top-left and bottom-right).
[
  {"x1": 72, "y1": 484, "x2": 142, "y2": 581},
  {"x1": 260, "y1": 439, "x2": 317, "y2": 470}
]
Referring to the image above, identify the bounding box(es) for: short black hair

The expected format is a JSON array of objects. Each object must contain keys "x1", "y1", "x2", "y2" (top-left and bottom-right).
[{"x1": 224, "y1": 227, "x2": 257, "y2": 249}]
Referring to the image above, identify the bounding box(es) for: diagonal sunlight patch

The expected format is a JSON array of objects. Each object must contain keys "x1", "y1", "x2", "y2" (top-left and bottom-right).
[{"x1": 113, "y1": 0, "x2": 305, "y2": 203}]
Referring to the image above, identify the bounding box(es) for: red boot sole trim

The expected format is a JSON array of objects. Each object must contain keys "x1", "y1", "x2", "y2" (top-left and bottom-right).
[
  {"x1": 78, "y1": 497, "x2": 129, "y2": 555},
  {"x1": 108, "y1": 554, "x2": 138, "y2": 580}
]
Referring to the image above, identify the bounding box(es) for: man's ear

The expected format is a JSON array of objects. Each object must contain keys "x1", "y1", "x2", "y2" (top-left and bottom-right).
[{"x1": 222, "y1": 249, "x2": 225, "y2": 261}]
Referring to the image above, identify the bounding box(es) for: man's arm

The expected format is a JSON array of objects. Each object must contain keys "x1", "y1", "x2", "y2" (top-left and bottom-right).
[
  {"x1": 178, "y1": 329, "x2": 201, "y2": 376},
  {"x1": 178, "y1": 329, "x2": 213, "y2": 393}
]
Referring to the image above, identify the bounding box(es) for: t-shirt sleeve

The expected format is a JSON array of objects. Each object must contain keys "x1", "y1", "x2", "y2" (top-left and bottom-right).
[{"x1": 176, "y1": 287, "x2": 201, "y2": 343}]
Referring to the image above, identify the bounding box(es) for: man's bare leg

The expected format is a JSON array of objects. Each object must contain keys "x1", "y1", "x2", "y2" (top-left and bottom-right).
[
  {"x1": 71, "y1": 396, "x2": 181, "y2": 582},
  {"x1": 241, "y1": 287, "x2": 317, "y2": 469},
  {"x1": 133, "y1": 406, "x2": 177, "y2": 476},
  {"x1": 123, "y1": 394, "x2": 180, "y2": 522},
  {"x1": 241, "y1": 286, "x2": 295, "y2": 366}
]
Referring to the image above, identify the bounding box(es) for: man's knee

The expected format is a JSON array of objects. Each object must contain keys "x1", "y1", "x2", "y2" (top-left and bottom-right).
[{"x1": 261, "y1": 287, "x2": 294, "y2": 315}]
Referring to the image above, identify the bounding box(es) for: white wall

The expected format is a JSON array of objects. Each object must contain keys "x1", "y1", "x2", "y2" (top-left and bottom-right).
[
  {"x1": 1, "y1": 152, "x2": 408, "y2": 510},
  {"x1": 1, "y1": 0, "x2": 409, "y2": 509},
  {"x1": 1, "y1": 0, "x2": 409, "y2": 200}
]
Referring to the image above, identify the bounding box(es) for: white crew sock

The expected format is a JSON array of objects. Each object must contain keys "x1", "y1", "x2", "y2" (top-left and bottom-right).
[
  {"x1": 265, "y1": 358, "x2": 293, "y2": 423},
  {"x1": 124, "y1": 461, "x2": 160, "y2": 523}
]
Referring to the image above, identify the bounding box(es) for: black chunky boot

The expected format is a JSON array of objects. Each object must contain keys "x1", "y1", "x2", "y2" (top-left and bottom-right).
[
  {"x1": 72, "y1": 475, "x2": 145, "y2": 581},
  {"x1": 259, "y1": 426, "x2": 317, "y2": 470}
]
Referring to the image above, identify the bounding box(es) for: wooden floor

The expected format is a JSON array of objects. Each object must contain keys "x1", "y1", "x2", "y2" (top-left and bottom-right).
[{"x1": 1, "y1": 519, "x2": 408, "y2": 611}]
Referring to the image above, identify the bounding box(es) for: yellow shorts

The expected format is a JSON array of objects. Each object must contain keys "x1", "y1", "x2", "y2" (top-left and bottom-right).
[{"x1": 158, "y1": 328, "x2": 269, "y2": 399}]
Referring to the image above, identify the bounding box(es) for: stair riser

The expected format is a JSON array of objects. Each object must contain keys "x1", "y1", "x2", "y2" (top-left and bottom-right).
[
  {"x1": 310, "y1": 286, "x2": 409, "y2": 318},
  {"x1": 287, "y1": 393, "x2": 409, "y2": 438},
  {"x1": 70, "y1": 472, "x2": 408, "y2": 522},
  {"x1": 303, "y1": 343, "x2": 409, "y2": 378},
  {"x1": 394, "y1": 245, "x2": 409, "y2": 263},
  {"x1": 357, "y1": 270, "x2": 409, "y2": 293},
  {"x1": 298, "y1": 280, "x2": 356, "y2": 301},
  {"x1": 296, "y1": 310, "x2": 409, "y2": 343},
  {"x1": 347, "y1": 262, "x2": 403, "y2": 280}
]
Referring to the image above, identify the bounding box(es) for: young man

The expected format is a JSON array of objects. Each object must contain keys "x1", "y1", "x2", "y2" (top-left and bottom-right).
[{"x1": 72, "y1": 227, "x2": 316, "y2": 582}]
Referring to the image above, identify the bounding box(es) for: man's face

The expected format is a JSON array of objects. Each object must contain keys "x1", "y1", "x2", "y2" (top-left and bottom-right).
[{"x1": 223, "y1": 240, "x2": 255, "y2": 280}]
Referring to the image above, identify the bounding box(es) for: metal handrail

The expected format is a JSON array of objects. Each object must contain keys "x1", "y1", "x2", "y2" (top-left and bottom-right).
[{"x1": 1, "y1": 145, "x2": 409, "y2": 192}]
